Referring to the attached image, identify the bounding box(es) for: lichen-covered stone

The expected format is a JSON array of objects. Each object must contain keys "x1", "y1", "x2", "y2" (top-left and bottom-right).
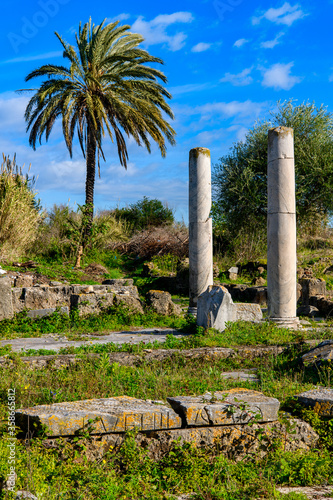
[
  {"x1": 70, "y1": 292, "x2": 114, "y2": 316},
  {"x1": 113, "y1": 294, "x2": 144, "y2": 314},
  {"x1": 146, "y1": 290, "x2": 181, "y2": 316},
  {"x1": 295, "y1": 388, "x2": 333, "y2": 416},
  {"x1": 16, "y1": 396, "x2": 182, "y2": 437},
  {"x1": 167, "y1": 389, "x2": 280, "y2": 426},
  {"x1": 55, "y1": 418, "x2": 318, "y2": 462}
]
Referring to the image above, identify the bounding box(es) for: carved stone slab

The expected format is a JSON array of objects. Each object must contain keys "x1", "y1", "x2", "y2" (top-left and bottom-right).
[
  {"x1": 167, "y1": 389, "x2": 280, "y2": 426},
  {"x1": 16, "y1": 396, "x2": 182, "y2": 437}
]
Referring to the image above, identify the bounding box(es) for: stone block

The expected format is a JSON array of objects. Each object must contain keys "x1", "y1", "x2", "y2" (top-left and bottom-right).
[
  {"x1": 0, "y1": 277, "x2": 14, "y2": 320},
  {"x1": 300, "y1": 278, "x2": 326, "y2": 306},
  {"x1": 22, "y1": 286, "x2": 52, "y2": 309},
  {"x1": 113, "y1": 294, "x2": 144, "y2": 314},
  {"x1": 14, "y1": 275, "x2": 34, "y2": 287},
  {"x1": 16, "y1": 396, "x2": 182, "y2": 437},
  {"x1": 235, "y1": 303, "x2": 263, "y2": 322},
  {"x1": 70, "y1": 292, "x2": 114, "y2": 316},
  {"x1": 220, "y1": 371, "x2": 259, "y2": 383},
  {"x1": 102, "y1": 279, "x2": 134, "y2": 286},
  {"x1": 27, "y1": 307, "x2": 69, "y2": 319},
  {"x1": 295, "y1": 388, "x2": 333, "y2": 416},
  {"x1": 310, "y1": 297, "x2": 333, "y2": 317},
  {"x1": 301, "y1": 341, "x2": 333, "y2": 366},
  {"x1": 127, "y1": 418, "x2": 318, "y2": 461},
  {"x1": 197, "y1": 285, "x2": 236, "y2": 331},
  {"x1": 146, "y1": 290, "x2": 181, "y2": 316},
  {"x1": 11, "y1": 288, "x2": 25, "y2": 313},
  {"x1": 167, "y1": 389, "x2": 280, "y2": 426}
]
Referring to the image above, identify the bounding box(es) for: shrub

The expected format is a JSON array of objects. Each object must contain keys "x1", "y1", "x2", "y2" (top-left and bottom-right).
[
  {"x1": 0, "y1": 154, "x2": 41, "y2": 260},
  {"x1": 35, "y1": 204, "x2": 129, "y2": 261},
  {"x1": 113, "y1": 196, "x2": 174, "y2": 231}
]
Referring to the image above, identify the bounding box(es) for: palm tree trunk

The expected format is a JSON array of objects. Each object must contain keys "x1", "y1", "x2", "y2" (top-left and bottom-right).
[{"x1": 83, "y1": 127, "x2": 96, "y2": 243}]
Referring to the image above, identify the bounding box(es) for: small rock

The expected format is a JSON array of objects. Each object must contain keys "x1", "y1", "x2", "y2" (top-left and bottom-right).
[
  {"x1": 15, "y1": 492, "x2": 38, "y2": 500},
  {"x1": 252, "y1": 277, "x2": 266, "y2": 286},
  {"x1": 50, "y1": 281, "x2": 63, "y2": 286},
  {"x1": 302, "y1": 340, "x2": 333, "y2": 366},
  {"x1": 257, "y1": 266, "x2": 265, "y2": 274},
  {"x1": 0, "y1": 266, "x2": 7, "y2": 275},
  {"x1": 297, "y1": 305, "x2": 320, "y2": 317},
  {"x1": 228, "y1": 267, "x2": 238, "y2": 274}
]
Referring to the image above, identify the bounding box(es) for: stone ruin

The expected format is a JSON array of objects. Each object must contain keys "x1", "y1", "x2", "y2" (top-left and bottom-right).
[{"x1": 14, "y1": 387, "x2": 320, "y2": 461}]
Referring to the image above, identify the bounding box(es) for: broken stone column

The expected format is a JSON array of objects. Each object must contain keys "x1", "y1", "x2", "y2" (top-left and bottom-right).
[
  {"x1": 267, "y1": 127, "x2": 299, "y2": 327},
  {"x1": 188, "y1": 147, "x2": 213, "y2": 313}
]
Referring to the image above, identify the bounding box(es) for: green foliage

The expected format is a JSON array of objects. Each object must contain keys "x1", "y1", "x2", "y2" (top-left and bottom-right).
[
  {"x1": 0, "y1": 154, "x2": 41, "y2": 260},
  {"x1": 35, "y1": 204, "x2": 128, "y2": 261},
  {"x1": 0, "y1": 433, "x2": 332, "y2": 499},
  {"x1": 213, "y1": 100, "x2": 333, "y2": 259},
  {"x1": 113, "y1": 196, "x2": 175, "y2": 231}
]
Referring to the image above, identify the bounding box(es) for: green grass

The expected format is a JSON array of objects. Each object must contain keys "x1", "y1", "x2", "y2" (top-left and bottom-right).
[
  {"x1": 0, "y1": 307, "x2": 193, "y2": 341},
  {"x1": 0, "y1": 347, "x2": 332, "y2": 499}
]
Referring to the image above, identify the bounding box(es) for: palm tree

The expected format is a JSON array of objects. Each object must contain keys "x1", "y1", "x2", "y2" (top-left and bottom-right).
[{"x1": 23, "y1": 18, "x2": 176, "y2": 241}]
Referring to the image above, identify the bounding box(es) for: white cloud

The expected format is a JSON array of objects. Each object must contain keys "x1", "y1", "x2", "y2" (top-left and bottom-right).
[
  {"x1": 177, "y1": 100, "x2": 268, "y2": 121},
  {"x1": 106, "y1": 13, "x2": 130, "y2": 23},
  {"x1": 191, "y1": 42, "x2": 211, "y2": 53},
  {"x1": 220, "y1": 67, "x2": 253, "y2": 86},
  {"x1": 261, "y1": 32, "x2": 285, "y2": 49},
  {"x1": 169, "y1": 82, "x2": 216, "y2": 96},
  {"x1": 234, "y1": 38, "x2": 249, "y2": 48},
  {"x1": 131, "y1": 12, "x2": 194, "y2": 51},
  {"x1": 0, "y1": 92, "x2": 29, "y2": 131},
  {"x1": 253, "y1": 3, "x2": 306, "y2": 26},
  {"x1": 2, "y1": 51, "x2": 63, "y2": 64},
  {"x1": 262, "y1": 62, "x2": 301, "y2": 90}
]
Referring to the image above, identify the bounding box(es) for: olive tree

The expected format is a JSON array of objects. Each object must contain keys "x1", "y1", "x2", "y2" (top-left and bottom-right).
[{"x1": 212, "y1": 100, "x2": 333, "y2": 254}]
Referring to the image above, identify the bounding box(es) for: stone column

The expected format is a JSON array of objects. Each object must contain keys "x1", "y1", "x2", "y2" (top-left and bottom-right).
[
  {"x1": 267, "y1": 127, "x2": 299, "y2": 327},
  {"x1": 188, "y1": 147, "x2": 213, "y2": 313}
]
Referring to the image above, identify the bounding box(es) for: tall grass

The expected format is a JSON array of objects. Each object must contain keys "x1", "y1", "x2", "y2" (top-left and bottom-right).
[{"x1": 0, "y1": 154, "x2": 41, "y2": 260}]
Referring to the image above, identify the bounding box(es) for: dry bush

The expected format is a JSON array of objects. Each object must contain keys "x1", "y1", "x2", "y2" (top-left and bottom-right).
[
  {"x1": 0, "y1": 154, "x2": 41, "y2": 260},
  {"x1": 113, "y1": 224, "x2": 188, "y2": 259}
]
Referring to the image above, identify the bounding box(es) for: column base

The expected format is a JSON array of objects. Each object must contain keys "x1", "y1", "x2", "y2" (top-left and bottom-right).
[
  {"x1": 268, "y1": 317, "x2": 300, "y2": 329},
  {"x1": 187, "y1": 307, "x2": 197, "y2": 317}
]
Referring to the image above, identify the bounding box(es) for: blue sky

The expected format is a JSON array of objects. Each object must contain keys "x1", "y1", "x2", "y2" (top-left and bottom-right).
[{"x1": 0, "y1": 0, "x2": 331, "y2": 221}]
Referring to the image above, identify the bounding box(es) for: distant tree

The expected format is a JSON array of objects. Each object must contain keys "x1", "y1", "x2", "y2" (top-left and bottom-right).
[
  {"x1": 213, "y1": 100, "x2": 333, "y2": 248},
  {"x1": 22, "y1": 18, "x2": 176, "y2": 243},
  {"x1": 113, "y1": 196, "x2": 174, "y2": 230}
]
